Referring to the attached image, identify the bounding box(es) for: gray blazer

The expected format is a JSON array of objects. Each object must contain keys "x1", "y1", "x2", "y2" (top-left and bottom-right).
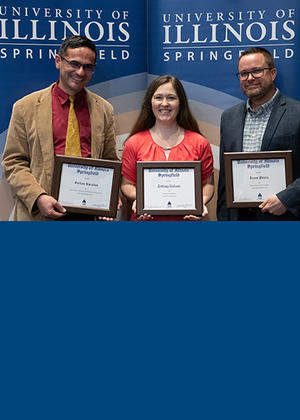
[{"x1": 217, "y1": 91, "x2": 300, "y2": 221}]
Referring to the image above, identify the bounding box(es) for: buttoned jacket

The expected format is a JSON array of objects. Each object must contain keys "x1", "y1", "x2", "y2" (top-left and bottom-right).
[{"x1": 2, "y1": 84, "x2": 118, "y2": 221}]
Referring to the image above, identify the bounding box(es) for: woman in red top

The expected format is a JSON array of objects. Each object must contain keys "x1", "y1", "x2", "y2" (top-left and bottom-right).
[{"x1": 121, "y1": 75, "x2": 214, "y2": 221}]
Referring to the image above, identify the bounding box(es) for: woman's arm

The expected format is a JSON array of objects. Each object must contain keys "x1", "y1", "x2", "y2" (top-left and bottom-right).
[
  {"x1": 121, "y1": 176, "x2": 153, "y2": 220},
  {"x1": 121, "y1": 176, "x2": 137, "y2": 201},
  {"x1": 202, "y1": 174, "x2": 215, "y2": 213}
]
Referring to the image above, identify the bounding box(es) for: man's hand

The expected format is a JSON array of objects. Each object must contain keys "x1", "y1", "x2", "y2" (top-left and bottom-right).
[
  {"x1": 36, "y1": 194, "x2": 67, "y2": 219},
  {"x1": 259, "y1": 195, "x2": 287, "y2": 216}
]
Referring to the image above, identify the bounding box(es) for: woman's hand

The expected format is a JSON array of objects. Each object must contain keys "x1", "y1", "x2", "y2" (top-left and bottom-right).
[
  {"x1": 132, "y1": 200, "x2": 153, "y2": 220},
  {"x1": 183, "y1": 204, "x2": 208, "y2": 221}
]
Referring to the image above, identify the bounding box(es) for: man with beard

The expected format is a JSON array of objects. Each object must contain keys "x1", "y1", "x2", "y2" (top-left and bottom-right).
[{"x1": 217, "y1": 47, "x2": 300, "y2": 221}]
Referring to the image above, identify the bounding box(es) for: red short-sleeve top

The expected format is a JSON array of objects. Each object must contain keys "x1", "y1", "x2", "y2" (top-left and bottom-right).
[
  {"x1": 121, "y1": 129, "x2": 214, "y2": 221},
  {"x1": 122, "y1": 129, "x2": 214, "y2": 183}
]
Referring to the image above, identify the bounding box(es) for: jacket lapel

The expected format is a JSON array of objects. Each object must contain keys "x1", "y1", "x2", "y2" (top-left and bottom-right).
[
  {"x1": 35, "y1": 85, "x2": 55, "y2": 188},
  {"x1": 236, "y1": 104, "x2": 247, "y2": 152},
  {"x1": 261, "y1": 93, "x2": 286, "y2": 151},
  {"x1": 87, "y1": 91, "x2": 104, "y2": 158}
]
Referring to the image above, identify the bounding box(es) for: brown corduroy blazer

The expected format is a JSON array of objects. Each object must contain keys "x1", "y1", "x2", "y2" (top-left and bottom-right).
[{"x1": 2, "y1": 84, "x2": 118, "y2": 221}]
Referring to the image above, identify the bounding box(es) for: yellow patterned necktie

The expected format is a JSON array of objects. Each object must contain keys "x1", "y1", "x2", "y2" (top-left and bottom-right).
[{"x1": 65, "y1": 96, "x2": 81, "y2": 157}]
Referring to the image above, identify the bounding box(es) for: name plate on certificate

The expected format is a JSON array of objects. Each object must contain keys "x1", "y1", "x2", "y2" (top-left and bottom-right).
[
  {"x1": 52, "y1": 155, "x2": 122, "y2": 217},
  {"x1": 224, "y1": 151, "x2": 293, "y2": 208},
  {"x1": 136, "y1": 161, "x2": 202, "y2": 216}
]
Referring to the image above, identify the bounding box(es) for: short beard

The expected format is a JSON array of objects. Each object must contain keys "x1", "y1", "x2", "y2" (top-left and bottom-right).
[{"x1": 242, "y1": 83, "x2": 273, "y2": 102}]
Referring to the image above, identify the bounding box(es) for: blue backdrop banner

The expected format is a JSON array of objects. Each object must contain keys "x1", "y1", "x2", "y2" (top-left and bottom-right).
[
  {"x1": 0, "y1": 0, "x2": 147, "y2": 137},
  {"x1": 148, "y1": 0, "x2": 300, "y2": 102},
  {"x1": 0, "y1": 0, "x2": 299, "y2": 222}
]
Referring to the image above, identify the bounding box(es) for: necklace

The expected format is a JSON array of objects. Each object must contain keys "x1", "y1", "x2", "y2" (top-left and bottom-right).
[{"x1": 150, "y1": 125, "x2": 184, "y2": 151}]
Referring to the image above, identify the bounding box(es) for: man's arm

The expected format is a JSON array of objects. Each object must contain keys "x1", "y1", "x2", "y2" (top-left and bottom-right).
[{"x1": 2, "y1": 100, "x2": 48, "y2": 215}]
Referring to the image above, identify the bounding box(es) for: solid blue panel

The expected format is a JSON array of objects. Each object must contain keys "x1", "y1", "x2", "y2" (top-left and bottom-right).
[{"x1": 148, "y1": 0, "x2": 300, "y2": 103}]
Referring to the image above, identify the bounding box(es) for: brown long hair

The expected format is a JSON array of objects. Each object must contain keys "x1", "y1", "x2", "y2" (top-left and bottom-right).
[{"x1": 127, "y1": 75, "x2": 201, "y2": 139}]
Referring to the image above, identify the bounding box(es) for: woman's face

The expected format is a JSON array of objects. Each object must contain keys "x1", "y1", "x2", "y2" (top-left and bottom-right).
[{"x1": 151, "y1": 82, "x2": 180, "y2": 125}]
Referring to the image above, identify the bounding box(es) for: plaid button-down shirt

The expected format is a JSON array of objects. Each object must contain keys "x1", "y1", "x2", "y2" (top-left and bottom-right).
[{"x1": 242, "y1": 89, "x2": 279, "y2": 152}]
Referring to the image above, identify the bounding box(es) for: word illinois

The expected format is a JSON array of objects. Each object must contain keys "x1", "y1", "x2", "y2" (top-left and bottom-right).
[{"x1": 163, "y1": 20, "x2": 295, "y2": 45}]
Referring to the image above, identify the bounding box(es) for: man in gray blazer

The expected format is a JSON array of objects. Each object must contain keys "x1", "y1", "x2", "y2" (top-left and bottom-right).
[
  {"x1": 217, "y1": 47, "x2": 300, "y2": 221},
  {"x1": 2, "y1": 35, "x2": 118, "y2": 221}
]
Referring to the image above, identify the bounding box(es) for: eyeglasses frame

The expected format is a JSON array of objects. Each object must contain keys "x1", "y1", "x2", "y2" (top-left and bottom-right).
[
  {"x1": 59, "y1": 54, "x2": 97, "y2": 74},
  {"x1": 236, "y1": 67, "x2": 274, "y2": 81}
]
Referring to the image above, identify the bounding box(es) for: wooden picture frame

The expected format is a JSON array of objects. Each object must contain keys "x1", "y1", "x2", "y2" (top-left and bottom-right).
[
  {"x1": 136, "y1": 161, "x2": 203, "y2": 216},
  {"x1": 52, "y1": 155, "x2": 122, "y2": 217},
  {"x1": 224, "y1": 150, "x2": 293, "y2": 208}
]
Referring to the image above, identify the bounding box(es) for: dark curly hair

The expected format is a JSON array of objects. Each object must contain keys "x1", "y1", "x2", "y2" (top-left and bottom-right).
[{"x1": 58, "y1": 35, "x2": 97, "y2": 62}]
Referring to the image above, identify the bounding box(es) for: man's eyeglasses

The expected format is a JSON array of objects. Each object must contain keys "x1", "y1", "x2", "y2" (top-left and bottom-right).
[
  {"x1": 59, "y1": 54, "x2": 97, "y2": 74},
  {"x1": 236, "y1": 67, "x2": 274, "y2": 81}
]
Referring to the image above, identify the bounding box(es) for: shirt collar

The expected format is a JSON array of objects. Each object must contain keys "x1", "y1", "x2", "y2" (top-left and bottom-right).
[
  {"x1": 52, "y1": 81, "x2": 87, "y2": 108},
  {"x1": 247, "y1": 88, "x2": 279, "y2": 115}
]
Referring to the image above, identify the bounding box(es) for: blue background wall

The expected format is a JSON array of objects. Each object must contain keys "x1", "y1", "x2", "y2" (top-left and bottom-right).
[{"x1": 1, "y1": 0, "x2": 299, "y2": 220}]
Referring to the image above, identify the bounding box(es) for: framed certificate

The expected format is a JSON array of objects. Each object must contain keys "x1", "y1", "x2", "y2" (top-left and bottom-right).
[
  {"x1": 136, "y1": 161, "x2": 203, "y2": 216},
  {"x1": 52, "y1": 155, "x2": 122, "y2": 217},
  {"x1": 224, "y1": 150, "x2": 293, "y2": 208}
]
